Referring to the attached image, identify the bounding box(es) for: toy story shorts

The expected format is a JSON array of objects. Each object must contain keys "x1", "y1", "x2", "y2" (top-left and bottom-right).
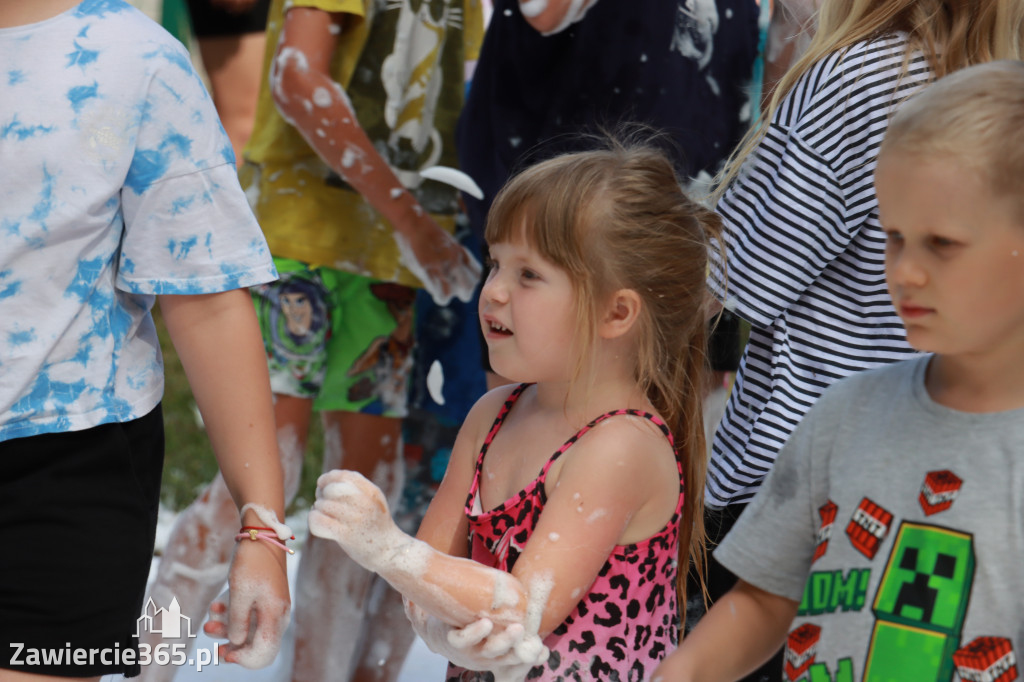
[{"x1": 252, "y1": 258, "x2": 416, "y2": 417}]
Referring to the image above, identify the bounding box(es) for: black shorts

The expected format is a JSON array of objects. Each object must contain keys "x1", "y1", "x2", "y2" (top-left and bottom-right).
[
  {"x1": 186, "y1": 0, "x2": 271, "y2": 38},
  {"x1": 0, "y1": 406, "x2": 164, "y2": 678}
]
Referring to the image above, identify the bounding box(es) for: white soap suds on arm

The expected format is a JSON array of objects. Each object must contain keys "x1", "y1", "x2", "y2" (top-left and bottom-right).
[{"x1": 239, "y1": 503, "x2": 293, "y2": 541}]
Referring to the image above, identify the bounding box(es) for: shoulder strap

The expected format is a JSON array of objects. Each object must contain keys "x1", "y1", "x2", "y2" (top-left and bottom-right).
[
  {"x1": 465, "y1": 383, "x2": 531, "y2": 511},
  {"x1": 540, "y1": 409, "x2": 674, "y2": 479},
  {"x1": 475, "y1": 383, "x2": 530, "y2": 468}
]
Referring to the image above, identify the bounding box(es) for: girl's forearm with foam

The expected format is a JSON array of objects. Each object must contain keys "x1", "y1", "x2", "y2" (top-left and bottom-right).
[
  {"x1": 308, "y1": 471, "x2": 532, "y2": 630},
  {"x1": 376, "y1": 535, "x2": 531, "y2": 629}
]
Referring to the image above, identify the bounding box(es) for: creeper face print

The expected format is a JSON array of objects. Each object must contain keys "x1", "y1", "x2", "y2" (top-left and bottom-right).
[{"x1": 865, "y1": 523, "x2": 975, "y2": 682}]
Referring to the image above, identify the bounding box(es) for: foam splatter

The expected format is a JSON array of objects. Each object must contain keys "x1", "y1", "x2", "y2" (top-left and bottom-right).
[{"x1": 426, "y1": 359, "x2": 445, "y2": 406}]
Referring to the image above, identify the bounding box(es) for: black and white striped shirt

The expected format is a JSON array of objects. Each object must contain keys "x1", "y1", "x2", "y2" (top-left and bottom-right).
[{"x1": 707, "y1": 35, "x2": 931, "y2": 508}]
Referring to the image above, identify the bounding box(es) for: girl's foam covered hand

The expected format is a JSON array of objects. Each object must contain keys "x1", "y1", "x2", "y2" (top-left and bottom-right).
[
  {"x1": 404, "y1": 600, "x2": 548, "y2": 681},
  {"x1": 308, "y1": 469, "x2": 408, "y2": 571}
]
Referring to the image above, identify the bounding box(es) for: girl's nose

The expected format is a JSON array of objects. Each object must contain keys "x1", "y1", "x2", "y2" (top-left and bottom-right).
[{"x1": 480, "y1": 267, "x2": 508, "y2": 304}]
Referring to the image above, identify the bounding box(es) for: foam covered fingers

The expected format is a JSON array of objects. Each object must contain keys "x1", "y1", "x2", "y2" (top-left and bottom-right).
[
  {"x1": 412, "y1": 608, "x2": 541, "y2": 673},
  {"x1": 218, "y1": 545, "x2": 291, "y2": 668},
  {"x1": 476, "y1": 622, "x2": 525, "y2": 658},
  {"x1": 220, "y1": 584, "x2": 290, "y2": 668},
  {"x1": 513, "y1": 630, "x2": 550, "y2": 667},
  {"x1": 446, "y1": 617, "x2": 496, "y2": 650},
  {"x1": 414, "y1": 612, "x2": 507, "y2": 671},
  {"x1": 308, "y1": 469, "x2": 402, "y2": 569},
  {"x1": 315, "y1": 469, "x2": 393, "y2": 521}
]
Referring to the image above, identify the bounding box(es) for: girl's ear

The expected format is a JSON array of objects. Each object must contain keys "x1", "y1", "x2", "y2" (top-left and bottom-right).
[{"x1": 599, "y1": 289, "x2": 642, "y2": 339}]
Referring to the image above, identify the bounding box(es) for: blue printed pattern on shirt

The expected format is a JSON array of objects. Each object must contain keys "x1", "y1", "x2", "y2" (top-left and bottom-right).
[{"x1": 0, "y1": 0, "x2": 276, "y2": 442}]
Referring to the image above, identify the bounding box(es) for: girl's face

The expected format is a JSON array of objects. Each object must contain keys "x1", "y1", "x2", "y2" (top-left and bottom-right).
[
  {"x1": 479, "y1": 238, "x2": 580, "y2": 383},
  {"x1": 876, "y1": 150, "x2": 1024, "y2": 362}
]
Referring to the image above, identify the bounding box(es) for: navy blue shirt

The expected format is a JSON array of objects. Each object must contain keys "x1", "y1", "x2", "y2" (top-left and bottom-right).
[{"x1": 457, "y1": 0, "x2": 760, "y2": 235}]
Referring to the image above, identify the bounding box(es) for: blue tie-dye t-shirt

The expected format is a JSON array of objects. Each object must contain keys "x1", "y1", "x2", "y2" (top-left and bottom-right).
[{"x1": 0, "y1": 0, "x2": 277, "y2": 442}]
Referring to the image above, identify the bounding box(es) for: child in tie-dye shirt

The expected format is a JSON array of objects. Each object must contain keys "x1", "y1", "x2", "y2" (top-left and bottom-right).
[{"x1": 0, "y1": 1, "x2": 289, "y2": 677}]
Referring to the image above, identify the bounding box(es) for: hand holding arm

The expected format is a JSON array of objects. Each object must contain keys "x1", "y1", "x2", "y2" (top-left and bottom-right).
[
  {"x1": 308, "y1": 469, "x2": 549, "y2": 677},
  {"x1": 404, "y1": 599, "x2": 548, "y2": 673},
  {"x1": 159, "y1": 290, "x2": 290, "y2": 667},
  {"x1": 310, "y1": 393, "x2": 684, "y2": 634},
  {"x1": 271, "y1": 7, "x2": 480, "y2": 304}
]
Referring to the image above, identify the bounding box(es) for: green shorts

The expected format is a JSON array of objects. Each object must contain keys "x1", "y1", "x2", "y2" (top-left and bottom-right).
[{"x1": 252, "y1": 258, "x2": 416, "y2": 417}]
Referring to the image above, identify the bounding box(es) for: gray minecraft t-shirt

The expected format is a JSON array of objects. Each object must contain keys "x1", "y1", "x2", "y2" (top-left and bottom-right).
[{"x1": 716, "y1": 355, "x2": 1024, "y2": 682}]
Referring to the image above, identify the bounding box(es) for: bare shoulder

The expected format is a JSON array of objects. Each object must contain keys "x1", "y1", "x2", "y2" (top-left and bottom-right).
[
  {"x1": 547, "y1": 410, "x2": 680, "y2": 543},
  {"x1": 560, "y1": 411, "x2": 678, "y2": 486}
]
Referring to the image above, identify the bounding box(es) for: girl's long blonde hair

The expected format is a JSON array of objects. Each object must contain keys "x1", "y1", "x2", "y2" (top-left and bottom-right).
[
  {"x1": 485, "y1": 138, "x2": 724, "y2": 609},
  {"x1": 714, "y1": 0, "x2": 1024, "y2": 200}
]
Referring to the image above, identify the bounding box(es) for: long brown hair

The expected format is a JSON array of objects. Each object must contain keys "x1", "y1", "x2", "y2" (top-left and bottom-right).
[
  {"x1": 714, "y1": 0, "x2": 1024, "y2": 201},
  {"x1": 485, "y1": 139, "x2": 724, "y2": 609}
]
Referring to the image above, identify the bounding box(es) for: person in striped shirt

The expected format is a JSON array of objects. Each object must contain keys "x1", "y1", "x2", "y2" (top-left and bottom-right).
[{"x1": 688, "y1": 1, "x2": 1024, "y2": 680}]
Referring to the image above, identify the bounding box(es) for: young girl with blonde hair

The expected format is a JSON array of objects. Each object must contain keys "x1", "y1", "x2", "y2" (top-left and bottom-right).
[
  {"x1": 697, "y1": 4, "x2": 1024, "y2": 677},
  {"x1": 307, "y1": 141, "x2": 722, "y2": 681}
]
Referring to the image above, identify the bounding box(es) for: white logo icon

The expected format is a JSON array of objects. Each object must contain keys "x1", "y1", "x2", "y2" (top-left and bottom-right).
[{"x1": 134, "y1": 597, "x2": 195, "y2": 639}]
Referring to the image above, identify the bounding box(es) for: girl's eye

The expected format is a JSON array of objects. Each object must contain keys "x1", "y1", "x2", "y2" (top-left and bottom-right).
[
  {"x1": 884, "y1": 230, "x2": 903, "y2": 245},
  {"x1": 520, "y1": 268, "x2": 540, "y2": 281}
]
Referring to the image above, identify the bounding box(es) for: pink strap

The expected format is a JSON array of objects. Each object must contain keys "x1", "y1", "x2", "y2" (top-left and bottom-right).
[{"x1": 235, "y1": 529, "x2": 296, "y2": 555}]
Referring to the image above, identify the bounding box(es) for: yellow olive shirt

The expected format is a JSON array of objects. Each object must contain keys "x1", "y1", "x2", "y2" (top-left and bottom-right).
[{"x1": 242, "y1": 0, "x2": 482, "y2": 286}]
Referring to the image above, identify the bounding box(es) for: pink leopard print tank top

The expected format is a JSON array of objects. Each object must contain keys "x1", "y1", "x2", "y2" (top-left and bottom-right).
[{"x1": 446, "y1": 384, "x2": 685, "y2": 682}]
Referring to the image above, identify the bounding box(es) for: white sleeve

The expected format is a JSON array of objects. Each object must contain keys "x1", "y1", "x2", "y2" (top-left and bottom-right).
[
  {"x1": 117, "y1": 41, "x2": 275, "y2": 295},
  {"x1": 709, "y1": 124, "x2": 851, "y2": 330}
]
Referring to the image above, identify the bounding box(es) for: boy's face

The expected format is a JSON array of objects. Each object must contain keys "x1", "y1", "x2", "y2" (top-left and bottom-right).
[{"x1": 875, "y1": 150, "x2": 1024, "y2": 359}]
